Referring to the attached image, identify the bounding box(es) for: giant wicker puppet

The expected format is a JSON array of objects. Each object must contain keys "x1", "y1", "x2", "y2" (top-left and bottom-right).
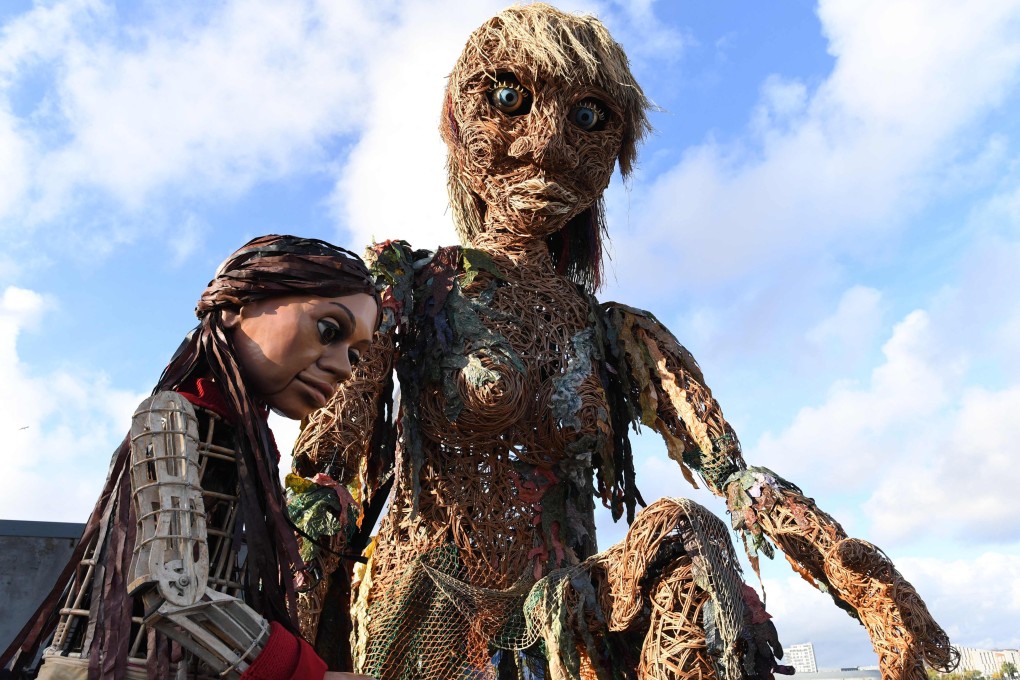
[{"x1": 290, "y1": 5, "x2": 957, "y2": 680}]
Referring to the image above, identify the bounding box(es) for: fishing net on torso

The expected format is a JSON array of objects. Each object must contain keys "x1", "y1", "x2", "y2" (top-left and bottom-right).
[
  {"x1": 350, "y1": 497, "x2": 774, "y2": 680},
  {"x1": 354, "y1": 542, "x2": 540, "y2": 679}
]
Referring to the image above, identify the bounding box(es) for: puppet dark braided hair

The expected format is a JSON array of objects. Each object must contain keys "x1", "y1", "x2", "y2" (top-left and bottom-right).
[{"x1": 158, "y1": 235, "x2": 379, "y2": 627}]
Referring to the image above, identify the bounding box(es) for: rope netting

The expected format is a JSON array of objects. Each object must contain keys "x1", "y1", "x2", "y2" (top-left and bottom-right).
[{"x1": 349, "y1": 498, "x2": 771, "y2": 680}]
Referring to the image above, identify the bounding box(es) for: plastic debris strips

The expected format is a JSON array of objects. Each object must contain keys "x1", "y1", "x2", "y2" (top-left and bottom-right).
[{"x1": 285, "y1": 473, "x2": 360, "y2": 574}]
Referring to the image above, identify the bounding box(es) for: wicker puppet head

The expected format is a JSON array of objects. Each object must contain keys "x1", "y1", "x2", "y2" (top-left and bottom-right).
[{"x1": 441, "y1": 3, "x2": 652, "y2": 291}]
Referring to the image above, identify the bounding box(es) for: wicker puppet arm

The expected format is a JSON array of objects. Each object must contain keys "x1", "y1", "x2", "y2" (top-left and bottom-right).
[
  {"x1": 128, "y1": 392, "x2": 270, "y2": 678},
  {"x1": 601, "y1": 303, "x2": 957, "y2": 679},
  {"x1": 292, "y1": 331, "x2": 395, "y2": 486},
  {"x1": 289, "y1": 330, "x2": 397, "y2": 651}
]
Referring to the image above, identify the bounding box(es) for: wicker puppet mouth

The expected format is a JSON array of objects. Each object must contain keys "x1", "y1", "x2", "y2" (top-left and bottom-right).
[{"x1": 505, "y1": 178, "x2": 578, "y2": 216}]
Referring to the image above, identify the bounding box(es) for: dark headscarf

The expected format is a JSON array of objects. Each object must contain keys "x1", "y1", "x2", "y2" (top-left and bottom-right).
[{"x1": 2, "y1": 235, "x2": 378, "y2": 679}]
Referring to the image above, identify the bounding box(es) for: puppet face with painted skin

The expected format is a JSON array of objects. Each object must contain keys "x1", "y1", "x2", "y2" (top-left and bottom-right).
[
  {"x1": 441, "y1": 3, "x2": 652, "y2": 246},
  {"x1": 223, "y1": 293, "x2": 378, "y2": 420}
]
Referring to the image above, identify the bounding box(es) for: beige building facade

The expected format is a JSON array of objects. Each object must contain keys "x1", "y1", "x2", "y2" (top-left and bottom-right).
[{"x1": 955, "y1": 647, "x2": 1020, "y2": 678}]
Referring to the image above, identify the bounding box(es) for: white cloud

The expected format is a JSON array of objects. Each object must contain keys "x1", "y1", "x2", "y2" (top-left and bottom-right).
[
  {"x1": 805, "y1": 285, "x2": 884, "y2": 365},
  {"x1": 947, "y1": 186, "x2": 1020, "y2": 379},
  {"x1": 750, "y1": 75, "x2": 809, "y2": 135},
  {"x1": 0, "y1": 105, "x2": 29, "y2": 221},
  {"x1": 169, "y1": 213, "x2": 208, "y2": 266},
  {"x1": 759, "y1": 570, "x2": 875, "y2": 668},
  {"x1": 896, "y1": 552, "x2": 1020, "y2": 650},
  {"x1": 939, "y1": 134, "x2": 1011, "y2": 196},
  {"x1": 0, "y1": 286, "x2": 48, "y2": 360},
  {"x1": 752, "y1": 309, "x2": 957, "y2": 490},
  {"x1": 610, "y1": 0, "x2": 1020, "y2": 291},
  {"x1": 598, "y1": 0, "x2": 689, "y2": 66},
  {"x1": 0, "y1": 0, "x2": 389, "y2": 232},
  {"x1": 744, "y1": 213, "x2": 1020, "y2": 543},
  {"x1": 0, "y1": 0, "x2": 101, "y2": 77},
  {"x1": 867, "y1": 385, "x2": 1020, "y2": 543},
  {"x1": 0, "y1": 0, "x2": 694, "y2": 258},
  {"x1": 0, "y1": 286, "x2": 143, "y2": 522},
  {"x1": 818, "y1": 0, "x2": 1020, "y2": 127},
  {"x1": 327, "y1": 0, "x2": 505, "y2": 251},
  {"x1": 758, "y1": 550, "x2": 1020, "y2": 666}
]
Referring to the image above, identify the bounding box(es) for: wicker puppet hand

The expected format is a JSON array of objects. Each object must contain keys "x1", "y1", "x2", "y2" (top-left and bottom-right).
[{"x1": 128, "y1": 392, "x2": 270, "y2": 678}]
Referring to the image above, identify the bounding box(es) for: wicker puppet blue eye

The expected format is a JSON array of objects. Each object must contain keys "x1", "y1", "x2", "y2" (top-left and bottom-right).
[
  {"x1": 570, "y1": 100, "x2": 607, "y2": 131},
  {"x1": 488, "y1": 79, "x2": 530, "y2": 115}
]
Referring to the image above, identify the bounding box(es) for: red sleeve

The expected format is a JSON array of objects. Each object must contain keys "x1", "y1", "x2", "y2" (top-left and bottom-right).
[{"x1": 240, "y1": 621, "x2": 327, "y2": 680}]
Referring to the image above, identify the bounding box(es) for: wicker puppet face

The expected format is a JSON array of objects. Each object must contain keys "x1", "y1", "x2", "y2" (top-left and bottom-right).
[
  {"x1": 441, "y1": 5, "x2": 651, "y2": 245},
  {"x1": 451, "y1": 60, "x2": 624, "y2": 238}
]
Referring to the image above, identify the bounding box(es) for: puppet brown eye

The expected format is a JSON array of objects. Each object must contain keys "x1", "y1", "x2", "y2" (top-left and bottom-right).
[
  {"x1": 488, "y1": 79, "x2": 531, "y2": 115},
  {"x1": 318, "y1": 319, "x2": 343, "y2": 345},
  {"x1": 570, "y1": 100, "x2": 607, "y2": 131}
]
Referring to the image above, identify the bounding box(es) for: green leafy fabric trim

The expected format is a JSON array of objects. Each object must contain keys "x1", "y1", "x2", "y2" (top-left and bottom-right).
[{"x1": 285, "y1": 473, "x2": 358, "y2": 563}]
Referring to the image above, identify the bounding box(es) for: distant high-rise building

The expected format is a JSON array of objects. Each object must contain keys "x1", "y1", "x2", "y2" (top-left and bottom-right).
[
  {"x1": 788, "y1": 642, "x2": 818, "y2": 674},
  {"x1": 956, "y1": 647, "x2": 1020, "y2": 678}
]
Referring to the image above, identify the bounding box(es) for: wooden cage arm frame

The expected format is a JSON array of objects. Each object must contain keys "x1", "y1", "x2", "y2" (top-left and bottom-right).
[
  {"x1": 603, "y1": 303, "x2": 957, "y2": 680},
  {"x1": 128, "y1": 392, "x2": 269, "y2": 678}
]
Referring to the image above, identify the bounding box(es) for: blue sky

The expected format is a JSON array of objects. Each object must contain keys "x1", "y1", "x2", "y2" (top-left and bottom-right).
[{"x1": 2, "y1": 0, "x2": 1019, "y2": 669}]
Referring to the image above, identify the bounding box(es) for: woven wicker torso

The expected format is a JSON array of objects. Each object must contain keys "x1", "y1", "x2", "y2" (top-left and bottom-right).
[
  {"x1": 372, "y1": 253, "x2": 609, "y2": 593},
  {"x1": 44, "y1": 404, "x2": 244, "y2": 677}
]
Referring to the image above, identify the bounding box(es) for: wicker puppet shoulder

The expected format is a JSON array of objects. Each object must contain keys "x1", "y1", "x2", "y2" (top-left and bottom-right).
[{"x1": 366, "y1": 240, "x2": 505, "y2": 334}]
